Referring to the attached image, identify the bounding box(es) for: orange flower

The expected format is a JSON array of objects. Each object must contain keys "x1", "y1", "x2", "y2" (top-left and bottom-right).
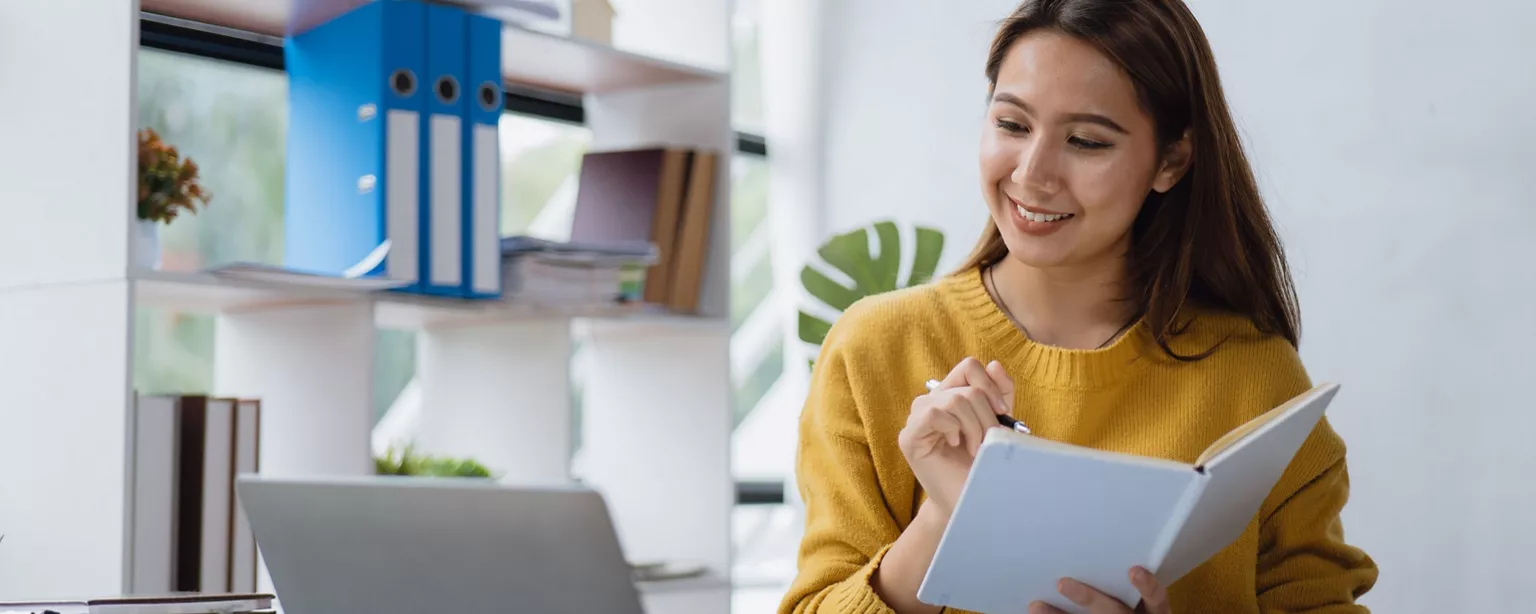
[{"x1": 137, "y1": 128, "x2": 212, "y2": 224}]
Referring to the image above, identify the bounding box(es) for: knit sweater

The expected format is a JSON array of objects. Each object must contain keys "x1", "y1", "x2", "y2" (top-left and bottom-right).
[{"x1": 779, "y1": 268, "x2": 1378, "y2": 614}]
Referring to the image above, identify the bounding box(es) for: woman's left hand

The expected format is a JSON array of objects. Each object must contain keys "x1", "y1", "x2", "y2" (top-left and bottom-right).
[{"x1": 1029, "y1": 566, "x2": 1171, "y2": 614}]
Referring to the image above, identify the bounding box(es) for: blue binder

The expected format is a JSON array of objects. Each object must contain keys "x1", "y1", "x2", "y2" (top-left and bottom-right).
[
  {"x1": 463, "y1": 13, "x2": 504, "y2": 299},
  {"x1": 420, "y1": 2, "x2": 468, "y2": 296},
  {"x1": 284, "y1": 0, "x2": 426, "y2": 291}
]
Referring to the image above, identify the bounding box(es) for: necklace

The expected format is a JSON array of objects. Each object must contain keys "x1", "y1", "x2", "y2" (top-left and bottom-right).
[{"x1": 985, "y1": 264, "x2": 1137, "y2": 350}]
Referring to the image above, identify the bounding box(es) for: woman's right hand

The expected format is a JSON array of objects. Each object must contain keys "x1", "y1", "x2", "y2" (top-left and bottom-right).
[{"x1": 898, "y1": 357, "x2": 1016, "y2": 519}]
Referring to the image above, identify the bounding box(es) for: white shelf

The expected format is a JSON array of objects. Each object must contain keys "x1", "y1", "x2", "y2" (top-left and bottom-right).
[
  {"x1": 496, "y1": 21, "x2": 724, "y2": 94},
  {"x1": 139, "y1": 0, "x2": 725, "y2": 94},
  {"x1": 131, "y1": 268, "x2": 723, "y2": 330}
]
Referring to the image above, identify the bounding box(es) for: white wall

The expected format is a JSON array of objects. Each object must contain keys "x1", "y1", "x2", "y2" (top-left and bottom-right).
[
  {"x1": 819, "y1": 2, "x2": 1001, "y2": 259},
  {"x1": 812, "y1": 0, "x2": 1536, "y2": 611}
]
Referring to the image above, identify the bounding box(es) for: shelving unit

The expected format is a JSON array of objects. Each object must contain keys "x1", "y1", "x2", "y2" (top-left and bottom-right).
[{"x1": 0, "y1": 1, "x2": 737, "y2": 612}]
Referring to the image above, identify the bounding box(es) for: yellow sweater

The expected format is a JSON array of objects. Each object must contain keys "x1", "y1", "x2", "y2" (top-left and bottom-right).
[{"x1": 779, "y1": 268, "x2": 1377, "y2": 614}]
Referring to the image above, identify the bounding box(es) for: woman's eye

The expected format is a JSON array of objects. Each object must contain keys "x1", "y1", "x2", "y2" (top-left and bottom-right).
[
  {"x1": 1069, "y1": 136, "x2": 1111, "y2": 150},
  {"x1": 995, "y1": 119, "x2": 1026, "y2": 133}
]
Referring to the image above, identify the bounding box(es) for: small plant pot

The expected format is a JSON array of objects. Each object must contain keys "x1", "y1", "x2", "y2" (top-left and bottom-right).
[{"x1": 134, "y1": 219, "x2": 161, "y2": 270}]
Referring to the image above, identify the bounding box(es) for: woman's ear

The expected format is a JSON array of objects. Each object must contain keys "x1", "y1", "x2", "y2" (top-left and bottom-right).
[{"x1": 1152, "y1": 129, "x2": 1194, "y2": 193}]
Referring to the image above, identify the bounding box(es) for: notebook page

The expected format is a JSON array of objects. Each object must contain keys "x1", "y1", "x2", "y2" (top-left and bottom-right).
[{"x1": 1155, "y1": 383, "x2": 1339, "y2": 584}]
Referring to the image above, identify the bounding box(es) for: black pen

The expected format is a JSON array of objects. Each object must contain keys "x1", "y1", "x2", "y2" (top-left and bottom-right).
[{"x1": 926, "y1": 379, "x2": 1031, "y2": 434}]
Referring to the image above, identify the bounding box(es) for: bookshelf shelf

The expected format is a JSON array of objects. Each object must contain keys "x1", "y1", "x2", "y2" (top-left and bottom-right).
[
  {"x1": 497, "y1": 23, "x2": 725, "y2": 94},
  {"x1": 140, "y1": 0, "x2": 724, "y2": 94},
  {"x1": 131, "y1": 269, "x2": 724, "y2": 330}
]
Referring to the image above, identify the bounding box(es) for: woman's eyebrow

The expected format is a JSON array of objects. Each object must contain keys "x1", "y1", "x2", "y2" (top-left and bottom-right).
[{"x1": 992, "y1": 92, "x2": 1130, "y2": 135}]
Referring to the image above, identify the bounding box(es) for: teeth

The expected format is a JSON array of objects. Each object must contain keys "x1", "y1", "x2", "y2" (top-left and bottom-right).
[{"x1": 1016, "y1": 204, "x2": 1072, "y2": 223}]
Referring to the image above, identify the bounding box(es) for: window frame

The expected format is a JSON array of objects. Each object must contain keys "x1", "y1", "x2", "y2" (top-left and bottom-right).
[{"x1": 139, "y1": 12, "x2": 784, "y2": 506}]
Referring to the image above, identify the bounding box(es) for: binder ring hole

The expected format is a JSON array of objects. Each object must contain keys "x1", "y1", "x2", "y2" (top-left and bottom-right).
[
  {"x1": 436, "y1": 76, "x2": 459, "y2": 104},
  {"x1": 390, "y1": 69, "x2": 416, "y2": 97},
  {"x1": 478, "y1": 82, "x2": 500, "y2": 112}
]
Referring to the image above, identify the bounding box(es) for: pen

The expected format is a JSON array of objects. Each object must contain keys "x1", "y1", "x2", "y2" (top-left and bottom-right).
[{"x1": 926, "y1": 379, "x2": 1031, "y2": 434}]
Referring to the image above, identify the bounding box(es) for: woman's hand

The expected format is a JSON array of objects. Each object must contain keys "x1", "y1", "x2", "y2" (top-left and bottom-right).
[
  {"x1": 1029, "y1": 567, "x2": 1172, "y2": 614},
  {"x1": 897, "y1": 357, "x2": 1014, "y2": 518}
]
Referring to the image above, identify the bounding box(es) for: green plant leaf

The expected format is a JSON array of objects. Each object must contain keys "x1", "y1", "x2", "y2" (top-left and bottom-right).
[
  {"x1": 799, "y1": 220, "x2": 947, "y2": 369},
  {"x1": 908, "y1": 227, "x2": 945, "y2": 286},
  {"x1": 801, "y1": 266, "x2": 862, "y2": 312},
  {"x1": 798, "y1": 310, "x2": 833, "y2": 345}
]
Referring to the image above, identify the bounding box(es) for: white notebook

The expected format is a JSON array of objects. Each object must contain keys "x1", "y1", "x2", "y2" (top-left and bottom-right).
[{"x1": 916, "y1": 382, "x2": 1340, "y2": 614}]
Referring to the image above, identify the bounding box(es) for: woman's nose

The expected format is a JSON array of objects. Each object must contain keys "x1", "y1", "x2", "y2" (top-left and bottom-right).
[{"x1": 1010, "y1": 140, "x2": 1063, "y2": 197}]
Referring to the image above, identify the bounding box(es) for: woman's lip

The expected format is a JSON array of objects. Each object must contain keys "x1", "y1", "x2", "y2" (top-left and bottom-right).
[{"x1": 1006, "y1": 196, "x2": 1070, "y2": 216}]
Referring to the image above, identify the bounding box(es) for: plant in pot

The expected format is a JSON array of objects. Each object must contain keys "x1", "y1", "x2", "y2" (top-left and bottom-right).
[{"x1": 136, "y1": 127, "x2": 211, "y2": 269}]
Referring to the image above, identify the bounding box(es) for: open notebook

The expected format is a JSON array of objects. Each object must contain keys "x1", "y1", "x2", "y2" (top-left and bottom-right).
[{"x1": 916, "y1": 382, "x2": 1340, "y2": 614}]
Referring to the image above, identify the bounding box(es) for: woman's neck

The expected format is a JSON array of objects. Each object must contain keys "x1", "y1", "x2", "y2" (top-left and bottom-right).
[{"x1": 987, "y1": 254, "x2": 1138, "y2": 350}]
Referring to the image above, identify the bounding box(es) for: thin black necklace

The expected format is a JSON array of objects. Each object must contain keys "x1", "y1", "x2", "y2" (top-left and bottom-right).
[{"x1": 986, "y1": 265, "x2": 1136, "y2": 350}]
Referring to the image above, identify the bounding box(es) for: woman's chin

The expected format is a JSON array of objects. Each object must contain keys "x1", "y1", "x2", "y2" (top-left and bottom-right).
[{"x1": 999, "y1": 234, "x2": 1076, "y2": 269}]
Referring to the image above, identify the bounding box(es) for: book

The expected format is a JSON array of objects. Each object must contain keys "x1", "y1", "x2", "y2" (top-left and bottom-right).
[
  {"x1": 228, "y1": 399, "x2": 262, "y2": 592},
  {"x1": 664, "y1": 150, "x2": 718, "y2": 313},
  {"x1": 916, "y1": 383, "x2": 1341, "y2": 614}
]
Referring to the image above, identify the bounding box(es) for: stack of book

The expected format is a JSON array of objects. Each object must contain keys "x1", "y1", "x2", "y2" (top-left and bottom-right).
[
  {"x1": 499, "y1": 236, "x2": 657, "y2": 308},
  {"x1": 567, "y1": 146, "x2": 720, "y2": 313},
  {"x1": 128, "y1": 394, "x2": 263, "y2": 595}
]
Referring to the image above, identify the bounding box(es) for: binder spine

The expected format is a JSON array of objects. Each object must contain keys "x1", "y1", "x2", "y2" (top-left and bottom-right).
[
  {"x1": 380, "y1": 0, "x2": 427, "y2": 289},
  {"x1": 421, "y1": 2, "x2": 467, "y2": 295},
  {"x1": 463, "y1": 12, "x2": 504, "y2": 299}
]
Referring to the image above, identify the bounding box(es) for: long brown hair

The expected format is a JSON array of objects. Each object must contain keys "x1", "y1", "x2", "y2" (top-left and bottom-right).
[{"x1": 958, "y1": 0, "x2": 1301, "y2": 359}]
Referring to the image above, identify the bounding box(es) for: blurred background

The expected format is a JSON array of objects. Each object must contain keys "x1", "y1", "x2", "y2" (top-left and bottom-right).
[{"x1": 8, "y1": 0, "x2": 1533, "y2": 611}]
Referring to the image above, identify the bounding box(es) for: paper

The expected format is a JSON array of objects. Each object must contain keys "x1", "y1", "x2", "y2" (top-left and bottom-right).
[{"x1": 204, "y1": 262, "x2": 412, "y2": 291}]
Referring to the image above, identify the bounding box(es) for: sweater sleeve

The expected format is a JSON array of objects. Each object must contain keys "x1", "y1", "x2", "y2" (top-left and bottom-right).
[
  {"x1": 1255, "y1": 433, "x2": 1380, "y2": 612},
  {"x1": 777, "y1": 323, "x2": 905, "y2": 614}
]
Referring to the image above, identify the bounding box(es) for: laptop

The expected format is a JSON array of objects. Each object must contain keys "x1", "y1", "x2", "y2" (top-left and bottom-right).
[{"x1": 235, "y1": 475, "x2": 646, "y2": 614}]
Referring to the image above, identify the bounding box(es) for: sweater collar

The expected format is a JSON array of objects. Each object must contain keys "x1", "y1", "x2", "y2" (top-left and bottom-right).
[{"x1": 941, "y1": 267, "x2": 1151, "y2": 390}]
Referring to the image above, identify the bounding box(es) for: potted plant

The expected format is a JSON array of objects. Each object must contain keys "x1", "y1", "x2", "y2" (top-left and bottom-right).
[{"x1": 136, "y1": 128, "x2": 211, "y2": 269}]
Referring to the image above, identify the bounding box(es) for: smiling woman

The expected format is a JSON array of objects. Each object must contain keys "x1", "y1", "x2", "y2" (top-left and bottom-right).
[{"x1": 779, "y1": 1, "x2": 1377, "y2": 613}]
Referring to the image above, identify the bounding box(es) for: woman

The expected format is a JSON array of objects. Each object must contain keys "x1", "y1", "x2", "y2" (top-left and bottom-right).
[{"x1": 778, "y1": 1, "x2": 1378, "y2": 613}]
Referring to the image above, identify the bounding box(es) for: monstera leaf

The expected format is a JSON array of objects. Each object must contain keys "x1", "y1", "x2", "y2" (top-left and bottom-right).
[{"x1": 799, "y1": 220, "x2": 945, "y2": 366}]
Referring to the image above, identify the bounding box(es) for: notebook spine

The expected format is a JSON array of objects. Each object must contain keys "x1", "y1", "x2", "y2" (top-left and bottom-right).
[{"x1": 1145, "y1": 473, "x2": 1206, "y2": 575}]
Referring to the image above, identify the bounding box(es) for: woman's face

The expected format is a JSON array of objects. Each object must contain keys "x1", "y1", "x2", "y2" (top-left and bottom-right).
[{"x1": 980, "y1": 29, "x2": 1188, "y2": 271}]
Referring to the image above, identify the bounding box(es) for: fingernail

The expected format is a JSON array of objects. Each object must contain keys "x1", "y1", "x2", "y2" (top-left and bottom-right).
[{"x1": 1058, "y1": 578, "x2": 1082, "y2": 600}]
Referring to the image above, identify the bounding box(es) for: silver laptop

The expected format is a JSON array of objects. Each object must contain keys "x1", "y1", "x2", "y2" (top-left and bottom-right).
[{"x1": 235, "y1": 475, "x2": 646, "y2": 614}]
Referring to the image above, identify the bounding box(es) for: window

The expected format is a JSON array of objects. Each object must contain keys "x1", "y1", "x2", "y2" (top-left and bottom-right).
[
  {"x1": 729, "y1": 154, "x2": 780, "y2": 427},
  {"x1": 133, "y1": 48, "x2": 285, "y2": 396},
  {"x1": 731, "y1": 0, "x2": 765, "y2": 134},
  {"x1": 724, "y1": 0, "x2": 806, "y2": 603}
]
